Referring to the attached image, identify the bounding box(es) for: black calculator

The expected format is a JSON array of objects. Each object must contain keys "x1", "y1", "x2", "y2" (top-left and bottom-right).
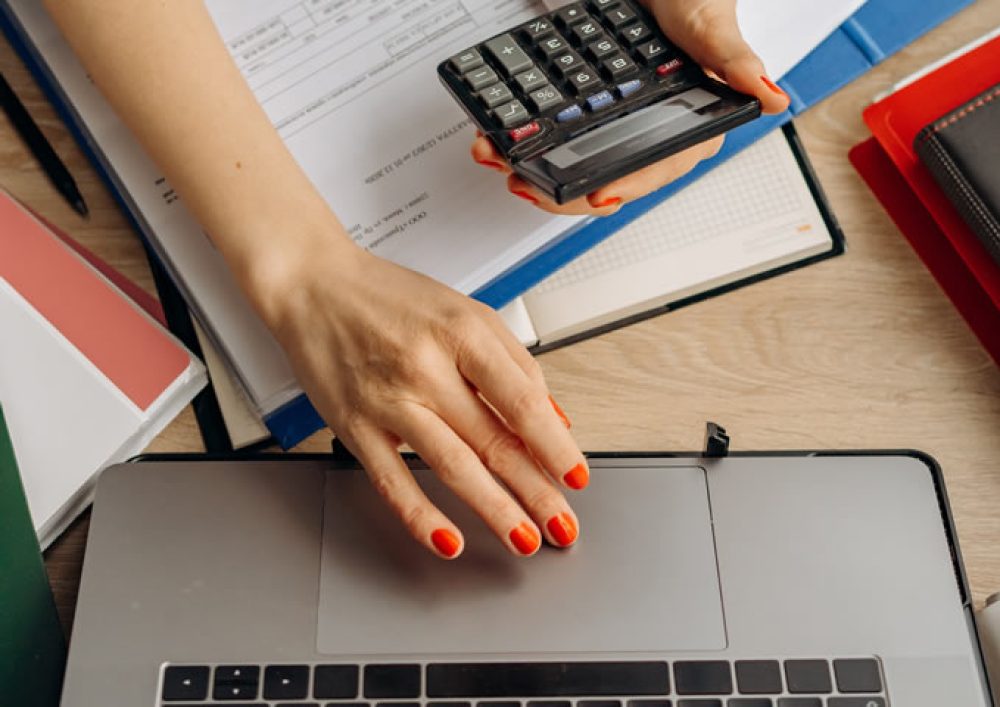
[{"x1": 437, "y1": 0, "x2": 761, "y2": 204}]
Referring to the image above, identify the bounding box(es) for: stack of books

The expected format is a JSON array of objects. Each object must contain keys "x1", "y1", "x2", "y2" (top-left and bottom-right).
[{"x1": 851, "y1": 31, "x2": 1000, "y2": 364}]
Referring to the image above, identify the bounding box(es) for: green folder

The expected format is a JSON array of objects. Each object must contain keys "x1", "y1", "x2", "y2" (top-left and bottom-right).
[{"x1": 0, "y1": 404, "x2": 66, "y2": 705}]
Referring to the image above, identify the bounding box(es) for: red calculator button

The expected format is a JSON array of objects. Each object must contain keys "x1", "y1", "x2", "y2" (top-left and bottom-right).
[
  {"x1": 509, "y1": 121, "x2": 541, "y2": 142},
  {"x1": 655, "y1": 58, "x2": 683, "y2": 77}
]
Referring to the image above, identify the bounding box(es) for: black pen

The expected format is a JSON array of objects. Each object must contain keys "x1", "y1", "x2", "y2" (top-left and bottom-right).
[{"x1": 0, "y1": 71, "x2": 88, "y2": 216}]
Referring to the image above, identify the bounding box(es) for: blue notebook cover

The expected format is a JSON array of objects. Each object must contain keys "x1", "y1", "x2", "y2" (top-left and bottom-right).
[{"x1": 0, "y1": 0, "x2": 972, "y2": 449}]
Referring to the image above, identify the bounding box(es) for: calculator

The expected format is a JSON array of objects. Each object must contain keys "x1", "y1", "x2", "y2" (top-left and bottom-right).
[{"x1": 437, "y1": 0, "x2": 761, "y2": 203}]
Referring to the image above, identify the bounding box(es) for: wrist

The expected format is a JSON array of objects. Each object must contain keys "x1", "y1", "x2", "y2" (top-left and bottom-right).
[{"x1": 234, "y1": 214, "x2": 365, "y2": 330}]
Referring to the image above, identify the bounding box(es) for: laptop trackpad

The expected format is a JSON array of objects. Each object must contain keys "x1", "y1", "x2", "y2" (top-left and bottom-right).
[{"x1": 318, "y1": 465, "x2": 725, "y2": 655}]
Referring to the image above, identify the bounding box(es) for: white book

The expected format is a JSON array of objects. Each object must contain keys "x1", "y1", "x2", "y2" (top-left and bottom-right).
[{"x1": 0, "y1": 190, "x2": 206, "y2": 546}]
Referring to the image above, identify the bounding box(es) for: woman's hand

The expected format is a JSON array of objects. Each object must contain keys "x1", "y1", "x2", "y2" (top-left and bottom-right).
[
  {"x1": 262, "y1": 242, "x2": 588, "y2": 560},
  {"x1": 469, "y1": 0, "x2": 790, "y2": 216}
]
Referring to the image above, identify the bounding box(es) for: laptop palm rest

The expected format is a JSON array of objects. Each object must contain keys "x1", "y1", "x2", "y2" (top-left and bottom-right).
[{"x1": 318, "y1": 465, "x2": 725, "y2": 655}]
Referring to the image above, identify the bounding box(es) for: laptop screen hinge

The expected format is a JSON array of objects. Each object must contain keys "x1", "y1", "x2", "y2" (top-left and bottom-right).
[{"x1": 703, "y1": 421, "x2": 730, "y2": 458}]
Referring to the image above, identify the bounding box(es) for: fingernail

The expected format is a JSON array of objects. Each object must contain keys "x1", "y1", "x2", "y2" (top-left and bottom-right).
[
  {"x1": 563, "y1": 462, "x2": 589, "y2": 490},
  {"x1": 589, "y1": 195, "x2": 622, "y2": 209},
  {"x1": 509, "y1": 522, "x2": 541, "y2": 555},
  {"x1": 512, "y1": 189, "x2": 538, "y2": 204},
  {"x1": 475, "y1": 158, "x2": 505, "y2": 171},
  {"x1": 546, "y1": 513, "x2": 578, "y2": 547},
  {"x1": 760, "y1": 75, "x2": 787, "y2": 98},
  {"x1": 549, "y1": 395, "x2": 571, "y2": 428},
  {"x1": 431, "y1": 528, "x2": 461, "y2": 558}
]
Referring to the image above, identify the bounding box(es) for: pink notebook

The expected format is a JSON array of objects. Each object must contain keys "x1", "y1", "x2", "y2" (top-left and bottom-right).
[{"x1": 0, "y1": 189, "x2": 205, "y2": 546}]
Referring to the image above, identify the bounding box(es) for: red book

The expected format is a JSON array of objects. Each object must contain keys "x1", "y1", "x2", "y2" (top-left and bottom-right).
[
  {"x1": 862, "y1": 35, "x2": 1000, "y2": 312},
  {"x1": 849, "y1": 137, "x2": 1000, "y2": 364}
]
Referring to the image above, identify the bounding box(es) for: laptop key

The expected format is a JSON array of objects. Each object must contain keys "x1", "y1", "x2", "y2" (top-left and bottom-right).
[
  {"x1": 162, "y1": 665, "x2": 210, "y2": 701},
  {"x1": 674, "y1": 661, "x2": 733, "y2": 695},
  {"x1": 579, "y1": 700, "x2": 622, "y2": 707},
  {"x1": 727, "y1": 700, "x2": 773, "y2": 706},
  {"x1": 832, "y1": 659, "x2": 882, "y2": 693},
  {"x1": 364, "y1": 664, "x2": 421, "y2": 698},
  {"x1": 734, "y1": 661, "x2": 781, "y2": 695},
  {"x1": 677, "y1": 701, "x2": 722, "y2": 707},
  {"x1": 477, "y1": 702, "x2": 520, "y2": 707},
  {"x1": 827, "y1": 700, "x2": 885, "y2": 707},
  {"x1": 278, "y1": 704, "x2": 319, "y2": 707},
  {"x1": 528, "y1": 701, "x2": 572, "y2": 707},
  {"x1": 427, "y1": 661, "x2": 670, "y2": 697},
  {"x1": 323, "y1": 702, "x2": 370, "y2": 707},
  {"x1": 213, "y1": 665, "x2": 260, "y2": 701},
  {"x1": 775, "y1": 700, "x2": 821, "y2": 707},
  {"x1": 264, "y1": 665, "x2": 310, "y2": 700},
  {"x1": 315, "y1": 665, "x2": 360, "y2": 699},
  {"x1": 431, "y1": 702, "x2": 473, "y2": 707},
  {"x1": 376, "y1": 702, "x2": 421, "y2": 707},
  {"x1": 783, "y1": 660, "x2": 831, "y2": 694},
  {"x1": 627, "y1": 700, "x2": 672, "y2": 707}
]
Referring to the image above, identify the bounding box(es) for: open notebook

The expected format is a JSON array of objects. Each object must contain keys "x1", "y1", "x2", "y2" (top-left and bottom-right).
[{"x1": 501, "y1": 125, "x2": 841, "y2": 349}]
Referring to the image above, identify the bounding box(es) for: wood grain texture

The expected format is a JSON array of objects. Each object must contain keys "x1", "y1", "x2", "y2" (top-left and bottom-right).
[{"x1": 2, "y1": 2, "x2": 998, "y2": 637}]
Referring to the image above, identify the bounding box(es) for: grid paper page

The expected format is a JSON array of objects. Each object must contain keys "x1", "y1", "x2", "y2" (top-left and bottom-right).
[{"x1": 534, "y1": 130, "x2": 806, "y2": 293}]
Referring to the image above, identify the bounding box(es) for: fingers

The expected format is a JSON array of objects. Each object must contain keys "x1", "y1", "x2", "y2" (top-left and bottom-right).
[
  {"x1": 470, "y1": 135, "x2": 511, "y2": 174},
  {"x1": 454, "y1": 328, "x2": 589, "y2": 492},
  {"x1": 390, "y1": 402, "x2": 546, "y2": 556},
  {"x1": 506, "y1": 173, "x2": 625, "y2": 216},
  {"x1": 339, "y1": 421, "x2": 465, "y2": 559},
  {"x1": 649, "y1": 0, "x2": 789, "y2": 114},
  {"x1": 436, "y1": 375, "x2": 580, "y2": 549}
]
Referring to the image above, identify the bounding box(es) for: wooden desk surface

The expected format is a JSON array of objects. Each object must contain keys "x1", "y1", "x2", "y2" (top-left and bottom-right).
[{"x1": 2, "y1": 2, "x2": 999, "y2": 636}]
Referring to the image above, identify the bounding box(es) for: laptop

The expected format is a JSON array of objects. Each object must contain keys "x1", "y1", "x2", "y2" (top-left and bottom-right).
[{"x1": 60, "y1": 451, "x2": 992, "y2": 706}]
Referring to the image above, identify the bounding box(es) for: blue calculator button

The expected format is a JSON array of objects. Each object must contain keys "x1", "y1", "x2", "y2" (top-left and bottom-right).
[
  {"x1": 617, "y1": 79, "x2": 642, "y2": 98},
  {"x1": 556, "y1": 104, "x2": 584, "y2": 122},
  {"x1": 586, "y1": 90, "x2": 615, "y2": 111}
]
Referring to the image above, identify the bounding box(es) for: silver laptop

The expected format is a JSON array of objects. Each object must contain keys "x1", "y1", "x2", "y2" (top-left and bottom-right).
[{"x1": 61, "y1": 452, "x2": 992, "y2": 706}]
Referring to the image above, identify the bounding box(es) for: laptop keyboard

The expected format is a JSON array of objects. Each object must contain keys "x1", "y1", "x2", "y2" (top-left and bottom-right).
[{"x1": 160, "y1": 658, "x2": 887, "y2": 706}]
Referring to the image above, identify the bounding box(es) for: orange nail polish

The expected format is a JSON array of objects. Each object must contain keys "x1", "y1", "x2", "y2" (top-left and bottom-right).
[
  {"x1": 589, "y1": 196, "x2": 622, "y2": 209},
  {"x1": 509, "y1": 522, "x2": 541, "y2": 555},
  {"x1": 512, "y1": 190, "x2": 539, "y2": 204},
  {"x1": 475, "y1": 158, "x2": 505, "y2": 170},
  {"x1": 549, "y1": 395, "x2": 571, "y2": 428},
  {"x1": 431, "y1": 528, "x2": 461, "y2": 558},
  {"x1": 563, "y1": 462, "x2": 589, "y2": 490},
  {"x1": 546, "y1": 513, "x2": 578, "y2": 546},
  {"x1": 760, "y1": 75, "x2": 787, "y2": 98}
]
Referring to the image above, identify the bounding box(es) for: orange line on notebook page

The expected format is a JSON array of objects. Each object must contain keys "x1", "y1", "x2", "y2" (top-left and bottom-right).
[{"x1": 0, "y1": 192, "x2": 189, "y2": 411}]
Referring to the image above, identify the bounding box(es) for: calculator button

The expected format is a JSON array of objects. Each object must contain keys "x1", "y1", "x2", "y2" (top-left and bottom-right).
[
  {"x1": 601, "y1": 54, "x2": 636, "y2": 80},
  {"x1": 466, "y1": 66, "x2": 499, "y2": 90},
  {"x1": 523, "y1": 18, "x2": 556, "y2": 41},
  {"x1": 586, "y1": 37, "x2": 620, "y2": 61},
  {"x1": 479, "y1": 83, "x2": 514, "y2": 108},
  {"x1": 555, "y1": 4, "x2": 589, "y2": 27},
  {"x1": 571, "y1": 20, "x2": 603, "y2": 44},
  {"x1": 528, "y1": 85, "x2": 564, "y2": 112},
  {"x1": 589, "y1": 0, "x2": 620, "y2": 11},
  {"x1": 556, "y1": 104, "x2": 584, "y2": 122},
  {"x1": 617, "y1": 78, "x2": 642, "y2": 98},
  {"x1": 484, "y1": 34, "x2": 533, "y2": 75},
  {"x1": 539, "y1": 35, "x2": 570, "y2": 58},
  {"x1": 567, "y1": 68, "x2": 602, "y2": 95},
  {"x1": 493, "y1": 99, "x2": 530, "y2": 128},
  {"x1": 585, "y1": 90, "x2": 615, "y2": 111},
  {"x1": 619, "y1": 22, "x2": 652, "y2": 46},
  {"x1": 449, "y1": 49, "x2": 484, "y2": 74},
  {"x1": 509, "y1": 120, "x2": 542, "y2": 142},
  {"x1": 655, "y1": 58, "x2": 683, "y2": 77},
  {"x1": 552, "y1": 51, "x2": 586, "y2": 77},
  {"x1": 634, "y1": 39, "x2": 668, "y2": 64},
  {"x1": 605, "y1": 5, "x2": 637, "y2": 28},
  {"x1": 514, "y1": 66, "x2": 549, "y2": 92}
]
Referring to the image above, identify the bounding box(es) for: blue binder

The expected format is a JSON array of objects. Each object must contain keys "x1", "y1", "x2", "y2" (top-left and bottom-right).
[{"x1": 0, "y1": 0, "x2": 972, "y2": 449}]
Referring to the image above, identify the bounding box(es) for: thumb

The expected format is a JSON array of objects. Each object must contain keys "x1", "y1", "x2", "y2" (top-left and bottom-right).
[{"x1": 648, "y1": 0, "x2": 790, "y2": 115}]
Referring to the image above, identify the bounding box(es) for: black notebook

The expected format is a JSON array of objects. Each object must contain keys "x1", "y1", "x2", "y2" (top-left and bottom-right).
[{"x1": 915, "y1": 82, "x2": 1000, "y2": 268}]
